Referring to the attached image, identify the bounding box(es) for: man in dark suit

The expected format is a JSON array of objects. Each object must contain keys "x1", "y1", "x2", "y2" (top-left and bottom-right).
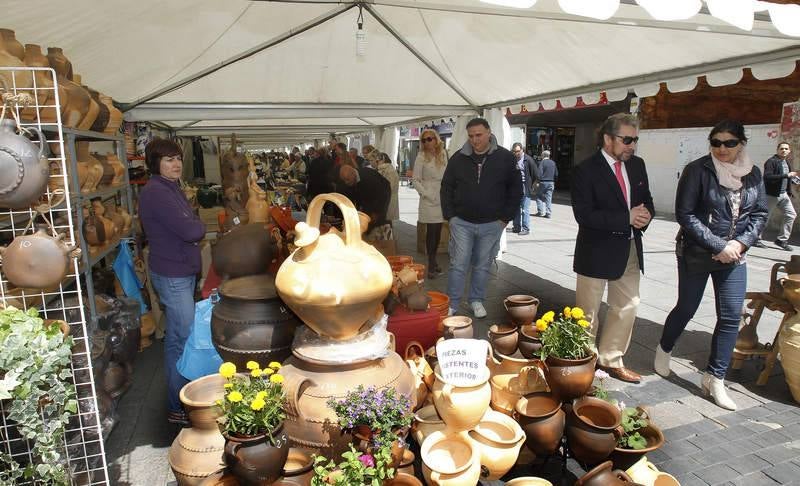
[
  {"x1": 571, "y1": 113, "x2": 655, "y2": 383},
  {"x1": 509, "y1": 142, "x2": 539, "y2": 235}
]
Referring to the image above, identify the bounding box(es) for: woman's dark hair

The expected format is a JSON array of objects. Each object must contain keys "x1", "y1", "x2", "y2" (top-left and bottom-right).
[
  {"x1": 709, "y1": 120, "x2": 747, "y2": 144},
  {"x1": 145, "y1": 138, "x2": 182, "y2": 175}
]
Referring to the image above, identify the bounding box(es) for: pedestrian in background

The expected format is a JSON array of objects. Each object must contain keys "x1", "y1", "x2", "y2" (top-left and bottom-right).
[
  {"x1": 753, "y1": 141, "x2": 796, "y2": 250},
  {"x1": 509, "y1": 142, "x2": 539, "y2": 236},
  {"x1": 535, "y1": 150, "x2": 558, "y2": 218},
  {"x1": 413, "y1": 128, "x2": 448, "y2": 278}
]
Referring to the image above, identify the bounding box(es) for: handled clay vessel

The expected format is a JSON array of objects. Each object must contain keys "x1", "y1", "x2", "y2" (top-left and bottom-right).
[
  {"x1": 504, "y1": 294, "x2": 539, "y2": 326},
  {"x1": 0, "y1": 119, "x2": 49, "y2": 208},
  {"x1": 566, "y1": 397, "x2": 623, "y2": 465},
  {"x1": 0, "y1": 225, "x2": 80, "y2": 289}
]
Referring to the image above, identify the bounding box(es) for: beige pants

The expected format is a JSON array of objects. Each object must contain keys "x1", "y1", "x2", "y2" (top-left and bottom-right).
[{"x1": 575, "y1": 241, "x2": 640, "y2": 368}]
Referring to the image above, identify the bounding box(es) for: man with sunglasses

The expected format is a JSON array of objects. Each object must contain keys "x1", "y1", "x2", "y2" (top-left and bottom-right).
[
  {"x1": 754, "y1": 142, "x2": 796, "y2": 251},
  {"x1": 509, "y1": 143, "x2": 538, "y2": 236},
  {"x1": 571, "y1": 113, "x2": 655, "y2": 383}
]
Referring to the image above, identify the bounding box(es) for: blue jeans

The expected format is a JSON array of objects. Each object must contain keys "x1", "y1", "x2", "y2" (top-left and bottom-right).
[
  {"x1": 512, "y1": 195, "x2": 532, "y2": 232},
  {"x1": 659, "y1": 259, "x2": 747, "y2": 378},
  {"x1": 447, "y1": 217, "x2": 504, "y2": 308},
  {"x1": 536, "y1": 182, "x2": 554, "y2": 216},
  {"x1": 150, "y1": 271, "x2": 197, "y2": 413}
]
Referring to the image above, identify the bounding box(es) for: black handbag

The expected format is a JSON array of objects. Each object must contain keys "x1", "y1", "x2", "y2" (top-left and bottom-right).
[{"x1": 676, "y1": 230, "x2": 737, "y2": 274}]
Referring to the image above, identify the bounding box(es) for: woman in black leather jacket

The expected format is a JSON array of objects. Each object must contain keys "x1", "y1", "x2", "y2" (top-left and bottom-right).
[{"x1": 654, "y1": 120, "x2": 768, "y2": 411}]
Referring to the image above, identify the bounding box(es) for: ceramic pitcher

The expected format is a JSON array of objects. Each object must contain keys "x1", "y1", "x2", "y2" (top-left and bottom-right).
[
  {"x1": 468, "y1": 409, "x2": 526, "y2": 480},
  {"x1": 0, "y1": 119, "x2": 49, "y2": 209}
]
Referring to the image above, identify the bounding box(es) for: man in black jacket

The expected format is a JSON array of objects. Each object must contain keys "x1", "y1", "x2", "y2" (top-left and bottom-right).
[
  {"x1": 509, "y1": 143, "x2": 539, "y2": 235},
  {"x1": 754, "y1": 142, "x2": 796, "y2": 250},
  {"x1": 572, "y1": 113, "x2": 654, "y2": 383},
  {"x1": 339, "y1": 164, "x2": 391, "y2": 234},
  {"x1": 441, "y1": 118, "x2": 522, "y2": 318},
  {"x1": 535, "y1": 151, "x2": 558, "y2": 218}
]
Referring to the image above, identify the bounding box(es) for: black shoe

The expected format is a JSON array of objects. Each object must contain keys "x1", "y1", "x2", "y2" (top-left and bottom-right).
[
  {"x1": 753, "y1": 240, "x2": 767, "y2": 248},
  {"x1": 519, "y1": 230, "x2": 530, "y2": 236},
  {"x1": 506, "y1": 228, "x2": 520, "y2": 233},
  {"x1": 544, "y1": 214, "x2": 551, "y2": 219},
  {"x1": 775, "y1": 240, "x2": 793, "y2": 251}
]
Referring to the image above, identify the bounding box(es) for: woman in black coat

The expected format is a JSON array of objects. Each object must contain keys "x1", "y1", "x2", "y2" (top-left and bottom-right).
[{"x1": 654, "y1": 120, "x2": 768, "y2": 411}]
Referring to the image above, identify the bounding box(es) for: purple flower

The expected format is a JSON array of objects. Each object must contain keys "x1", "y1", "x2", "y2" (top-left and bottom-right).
[{"x1": 358, "y1": 454, "x2": 375, "y2": 468}]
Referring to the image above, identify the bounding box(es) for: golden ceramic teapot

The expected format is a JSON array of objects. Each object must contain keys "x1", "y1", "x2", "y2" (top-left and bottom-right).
[{"x1": 275, "y1": 193, "x2": 393, "y2": 340}]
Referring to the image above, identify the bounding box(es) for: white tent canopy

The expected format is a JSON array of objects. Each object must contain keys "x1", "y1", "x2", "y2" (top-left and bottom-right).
[{"x1": 5, "y1": 0, "x2": 800, "y2": 143}]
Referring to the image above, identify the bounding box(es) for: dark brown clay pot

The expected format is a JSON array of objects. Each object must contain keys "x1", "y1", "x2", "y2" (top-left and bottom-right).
[
  {"x1": 610, "y1": 423, "x2": 665, "y2": 471},
  {"x1": 272, "y1": 448, "x2": 315, "y2": 485},
  {"x1": 542, "y1": 353, "x2": 596, "y2": 401},
  {"x1": 514, "y1": 392, "x2": 565, "y2": 457},
  {"x1": 211, "y1": 274, "x2": 298, "y2": 368},
  {"x1": 517, "y1": 324, "x2": 542, "y2": 359},
  {"x1": 575, "y1": 460, "x2": 638, "y2": 486},
  {"x1": 566, "y1": 397, "x2": 622, "y2": 465},
  {"x1": 442, "y1": 316, "x2": 474, "y2": 339},
  {"x1": 212, "y1": 224, "x2": 274, "y2": 279},
  {"x1": 504, "y1": 295, "x2": 539, "y2": 326},
  {"x1": 488, "y1": 324, "x2": 519, "y2": 356},
  {"x1": 223, "y1": 423, "x2": 290, "y2": 486}
]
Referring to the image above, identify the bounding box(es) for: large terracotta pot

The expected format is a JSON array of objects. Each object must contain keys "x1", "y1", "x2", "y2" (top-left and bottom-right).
[
  {"x1": 541, "y1": 353, "x2": 597, "y2": 401},
  {"x1": 468, "y1": 409, "x2": 526, "y2": 480},
  {"x1": 223, "y1": 424, "x2": 290, "y2": 486},
  {"x1": 275, "y1": 193, "x2": 393, "y2": 340},
  {"x1": 504, "y1": 294, "x2": 539, "y2": 326},
  {"x1": 487, "y1": 348, "x2": 548, "y2": 417},
  {"x1": 412, "y1": 405, "x2": 446, "y2": 445},
  {"x1": 566, "y1": 397, "x2": 622, "y2": 465},
  {"x1": 431, "y1": 366, "x2": 490, "y2": 431},
  {"x1": 610, "y1": 422, "x2": 665, "y2": 471},
  {"x1": 0, "y1": 118, "x2": 50, "y2": 209},
  {"x1": 168, "y1": 374, "x2": 226, "y2": 485},
  {"x1": 514, "y1": 392, "x2": 565, "y2": 457},
  {"x1": 212, "y1": 224, "x2": 274, "y2": 279},
  {"x1": 280, "y1": 350, "x2": 415, "y2": 457},
  {"x1": 210, "y1": 274, "x2": 298, "y2": 368},
  {"x1": 0, "y1": 30, "x2": 33, "y2": 94},
  {"x1": 777, "y1": 311, "x2": 800, "y2": 404},
  {"x1": 271, "y1": 448, "x2": 314, "y2": 486},
  {"x1": 442, "y1": 316, "x2": 473, "y2": 339},
  {"x1": 421, "y1": 430, "x2": 481, "y2": 486},
  {"x1": 576, "y1": 460, "x2": 638, "y2": 486},
  {"x1": 0, "y1": 225, "x2": 80, "y2": 289}
]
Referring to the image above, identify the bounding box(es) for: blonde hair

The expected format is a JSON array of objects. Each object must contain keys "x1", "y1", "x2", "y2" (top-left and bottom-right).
[{"x1": 420, "y1": 129, "x2": 447, "y2": 167}]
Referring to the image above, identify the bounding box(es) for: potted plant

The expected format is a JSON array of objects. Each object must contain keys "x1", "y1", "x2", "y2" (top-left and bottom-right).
[
  {"x1": 327, "y1": 385, "x2": 413, "y2": 467},
  {"x1": 610, "y1": 407, "x2": 665, "y2": 470},
  {"x1": 311, "y1": 443, "x2": 397, "y2": 486},
  {"x1": 0, "y1": 306, "x2": 77, "y2": 486},
  {"x1": 536, "y1": 306, "x2": 597, "y2": 401},
  {"x1": 216, "y1": 360, "x2": 289, "y2": 485}
]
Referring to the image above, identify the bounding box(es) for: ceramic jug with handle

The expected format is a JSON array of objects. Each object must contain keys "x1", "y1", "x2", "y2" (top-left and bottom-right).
[
  {"x1": 0, "y1": 225, "x2": 80, "y2": 289},
  {"x1": 0, "y1": 119, "x2": 49, "y2": 208}
]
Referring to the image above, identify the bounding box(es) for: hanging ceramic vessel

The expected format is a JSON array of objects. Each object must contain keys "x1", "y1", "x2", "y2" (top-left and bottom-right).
[
  {"x1": 0, "y1": 118, "x2": 49, "y2": 208},
  {"x1": 0, "y1": 224, "x2": 80, "y2": 289},
  {"x1": 275, "y1": 193, "x2": 393, "y2": 340}
]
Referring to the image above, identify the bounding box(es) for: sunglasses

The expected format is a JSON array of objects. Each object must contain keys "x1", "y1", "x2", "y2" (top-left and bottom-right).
[
  {"x1": 422, "y1": 137, "x2": 435, "y2": 143},
  {"x1": 613, "y1": 135, "x2": 639, "y2": 145},
  {"x1": 710, "y1": 139, "x2": 740, "y2": 148}
]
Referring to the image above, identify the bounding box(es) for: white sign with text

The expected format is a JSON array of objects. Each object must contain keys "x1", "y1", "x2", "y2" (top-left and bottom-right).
[{"x1": 436, "y1": 338, "x2": 489, "y2": 387}]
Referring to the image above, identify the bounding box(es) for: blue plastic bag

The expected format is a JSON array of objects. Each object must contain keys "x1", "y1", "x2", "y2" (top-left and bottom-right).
[{"x1": 177, "y1": 295, "x2": 223, "y2": 381}]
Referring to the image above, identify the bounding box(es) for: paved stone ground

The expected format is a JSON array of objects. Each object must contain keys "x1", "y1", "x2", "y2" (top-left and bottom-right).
[{"x1": 106, "y1": 186, "x2": 800, "y2": 485}]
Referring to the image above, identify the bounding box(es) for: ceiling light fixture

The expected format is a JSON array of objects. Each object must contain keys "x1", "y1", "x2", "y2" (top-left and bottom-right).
[{"x1": 356, "y1": 5, "x2": 366, "y2": 57}]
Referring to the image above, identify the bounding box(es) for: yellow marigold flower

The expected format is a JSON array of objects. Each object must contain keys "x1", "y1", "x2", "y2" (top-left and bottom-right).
[
  {"x1": 219, "y1": 362, "x2": 236, "y2": 378},
  {"x1": 251, "y1": 368, "x2": 262, "y2": 378},
  {"x1": 571, "y1": 307, "x2": 585, "y2": 320},
  {"x1": 250, "y1": 398, "x2": 266, "y2": 411},
  {"x1": 270, "y1": 374, "x2": 285, "y2": 384},
  {"x1": 563, "y1": 307, "x2": 572, "y2": 319},
  {"x1": 256, "y1": 391, "x2": 267, "y2": 400},
  {"x1": 542, "y1": 311, "x2": 555, "y2": 323},
  {"x1": 268, "y1": 361, "x2": 282, "y2": 370},
  {"x1": 246, "y1": 361, "x2": 260, "y2": 370},
  {"x1": 263, "y1": 368, "x2": 275, "y2": 376},
  {"x1": 215, "y1": 399, "x2": 223, "y2": 407},
  {"x1": 227, "y1": 391, "x2": 243, "y2": 403},
  {"x1": 536, "y1": 319, "x2": 548, "y2": 332},
  {"x1": 578, "y1": 319, "x2": 590, "y2": 328},
  {"x1": 224, "y1": 383, "x2": 233, "y2": 389}
]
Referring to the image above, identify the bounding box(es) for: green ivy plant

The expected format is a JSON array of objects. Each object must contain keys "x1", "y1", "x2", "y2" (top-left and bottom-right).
[
  {"x1": 0, "y1": 306, "x2": 77, "y2": 485},
  {"x1": 617, "y1": 407, "x2": 650, "y2": 450}
]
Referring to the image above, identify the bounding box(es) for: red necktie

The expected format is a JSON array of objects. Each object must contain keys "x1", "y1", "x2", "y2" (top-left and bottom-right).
[{"x1": 614, "y1": 160, "x2": 628, "y2": 205}]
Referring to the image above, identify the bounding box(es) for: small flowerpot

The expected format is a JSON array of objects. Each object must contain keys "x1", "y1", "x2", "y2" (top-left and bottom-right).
[
  {"x1": 514, "y1": 392, "x2": 565, "y2": 457},
  {"x1": 223, "y1": 423, "x2": 290, "y2": 486},
  {"x1": 610, "y1": 423, "x2": 665, "y2": 471},
  {"x1": 566, "y1": 397, "x2": 622, "y2": 465},
  {"x1": 504, "y1": 295, "x2": 539, "y2": 326},
  {"x1": 488, "y1": 324, "x2": 518, "y2": 356},
  {"x1": 517, "y1": 324, "x2": 542, "y2": 359},
  {"x1": 442, "y1": 316, "x2": 473, "y2": 339},
  {"x1": 542, "y1": 353, "x2": 597, "y2": 401}
]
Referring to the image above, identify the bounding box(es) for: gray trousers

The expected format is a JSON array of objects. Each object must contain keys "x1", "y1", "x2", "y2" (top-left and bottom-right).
[{"x1": 766, "y1": 193, "x2": 797, "y2": 243}]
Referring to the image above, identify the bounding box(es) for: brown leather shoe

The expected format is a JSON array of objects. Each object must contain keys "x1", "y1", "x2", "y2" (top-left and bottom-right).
[{"x1": 598, "y1": 365, "x2": 641, "y2": 384}]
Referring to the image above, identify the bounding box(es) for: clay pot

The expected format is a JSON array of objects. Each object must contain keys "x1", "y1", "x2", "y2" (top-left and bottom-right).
[
  {"x1": 0, "y1": 30, "x2": 33, "y2": 94},
  {"x1": 140, "y1": 311, "x2": 156, "y2": 349},
  {"x1": 431, "y1": 366, "x2": 490, "y2": 431},
  {"x1": 280, "y1": 350, "x2": 416, "y2": 457},
  {"x1": 514, "y1": 392, "x2": 565, "y2": 456},
  {"x1": 442, "y1": 316, "x2": 473, "y2": 339},
  {"x1": 396, "y1": 449, "x2": 415, "y2": 477},
  {"x1": 421, "y1": 430, "x2": 481, "y2": 486},
  {"x1": 412, "y1": 405, "x2": 446, "y2": 446},
  {"x1": 405, "y1": 289, "x2": 432, "y2": 311},
  {"x1": 576, "y1": 460, "x2": 638, "y2": 486},
  {"x1": 397, "y1": 266, "x2": 419, "y2": 286},
  {"x1": 104, "y1": 361, "x2": 131, "y2": 398},
  {"x1": 46, "y1": 47, "x2": 89, "y2": 128},
  {"x1": 76, "y1": 141, "x2": 103, "y2": 192},
  {"x1": 386, "y1": 472, "x2": 423, "y2": 486},
  {"x1": 777, "y1": 312, "x2": 800, "y2": 404},
  {"x1": 71, "y1": 73, "x2": 100, "y2": 131},
  {"x1": 468, "y1": 409, "x2": 526, "y2": 480},
  {"x1": 541, "y1": 353, "x2": 597, "y2": 401},
  {"x1": 488, "y1": 324, "x2": 518, "y2": 356},
  {"x1": 487, "y1": 348, "x2": 548, "y2": 416},
  {"x1": 106, "y1": 153, "x2": 126, "y2": 186},
  {"x1": 517, "y1": 324, "x2": 543, "y2": 359},
  {"x1": 100, "y1": 95, "x2": 123, "y2": 135},
  {"x1": 505, "y1": 477, "x2": 553, "y2": 486},
  {"x1": 399, "y1": 281, "x2": 423, "y2": 301},
  {"x1": 0, "y1": 119, "x2": 50, "y2": 209},
  {"x1": 87, "y1": 88, "x2": 110, "y2": 133},
  {"x1": 104, "y1": 203, "x2": 126, "y2": 235},
  {"x1": 198, "y1": 186, "x2": 221, "y2": 208},
  {"x1": 610, "y1": 422, "x2": 665, "y2": 471},
  {"x1": 504, "y1": 294, "x2": 539, "y2": 326},
  {"x1": 405, "y1": 341, "x2": 434, "y2": 409},
  {"x1": 22, "y1": 44, "x2": 60, "y2": 122},
  {"x1": 223, "y1": 424, "x2": 290, "y2": 486},
  {"x1": 271, "y1": 448, "x2": 314, "y2": 486},
  {"x1": 735, "y1": 313, "x2": 758, "y2": 351},
  {"x1": 168, "y1": 374, "x2": 226, "y2": 485},
  {"x1": 210, "y1": 274, "x2": 298, "y2": 368},
  {"x1": 212, "y1": 224, "x2": 274, "y2": 279},
  {"x1": 94, "y1": 153, "x2": 115, "y2": 188},
  {"x1": 275, "y1": 193, "x2": 393, "y2": 340},
  {"x1": 0, "y1": 225, "x2": 80, "y2": 289},
  {"x1": 566, "y1": 396, "x2": 622, "y2": 465},
  {"x1": 625, "y1": 457, "x2": 679, "y2": 486},
  {"x1": 0, "y1": 29, "x2": 24, "y2": 60}
]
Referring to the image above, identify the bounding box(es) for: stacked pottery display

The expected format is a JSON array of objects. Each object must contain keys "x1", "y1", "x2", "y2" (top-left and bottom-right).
[
  {"x1": 0, "y1": 29, "x2": 33, "y2": 94},
  {"x1": 46, "y1": 47, "x2": 98, "y2": 130},
  {"x1": 274, "y1": 193, "x2": 416, "y2": 457}
]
